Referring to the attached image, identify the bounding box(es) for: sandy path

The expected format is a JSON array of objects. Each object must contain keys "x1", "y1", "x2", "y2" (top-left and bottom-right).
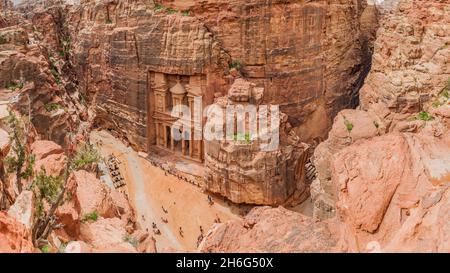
[{"x1": 91, "y1": 130, "x2": 240, "y2": 252}]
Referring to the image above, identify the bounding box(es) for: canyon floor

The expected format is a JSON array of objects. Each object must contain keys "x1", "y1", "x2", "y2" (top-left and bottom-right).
[
  {"x1": 91, "y1": 130, "x2": 242, "y2": 251},
  {"x1": 91, "y1": 130, "x2": 314, "y2": 251}
]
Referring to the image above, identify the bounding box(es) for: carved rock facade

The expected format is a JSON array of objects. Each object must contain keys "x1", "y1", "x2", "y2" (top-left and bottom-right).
[{"x1": 204, "y1": 79, "x2": 309, "y2": 205}]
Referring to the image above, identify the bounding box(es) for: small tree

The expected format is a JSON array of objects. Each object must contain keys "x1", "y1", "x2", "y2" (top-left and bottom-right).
[
  {"x1": 5, "y1": 110, "x2": 34, "y2": 193},
  {"x1": 31, "y1": 139, "x2": 100, "y2": 247}
]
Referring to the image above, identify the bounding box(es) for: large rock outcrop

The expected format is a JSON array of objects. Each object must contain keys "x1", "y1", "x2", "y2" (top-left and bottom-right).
[
  {"x1": 334, "y1": 132, "x2": 450, "y2": 252},
  {"x1": 199, "y1": 206, "x2": 338, "y2": 253},
  {"x1": 312, "y1": 0, "x2": 450, "y2": 220},
  {"x1": 55, "y1": 170, "x2": 132, "y2": 239},
  {"x1": 0, "y1": 25, "x2": 74, "y2": 146},
  {"x1": 204, "y1": 78, "x2": 310, "y2": 205},
  {"x1": 69, "y1": 0, "x2": 372, "y2": 150},
  {"x1": 359, "y1": 0, "x2": 450, "y2": 127}
]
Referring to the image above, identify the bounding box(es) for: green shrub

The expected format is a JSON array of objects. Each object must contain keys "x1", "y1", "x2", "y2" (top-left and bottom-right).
[
  {"x1": 167, "y1": 8, "x2": 177, "y2": 14},
  {"x1": 106, "y1": 18, "x2": 112, "y2": 24},
  {"x1": 229, "y1": 60, "x2": 243, "y2": 70},
  {"x1": 20, "y1": 154, "x2": 35, "y2": 179},
  {"x1": 5, "y1": 82, "x2": 24, "y2": 91},
  {"x1": 442, "y1": 89, "x2": 449, "y2": 100},
  {"x1": 154, "y1": 4, "x2": 166, "y2": 12},
  {"x1": 32, "y1": 169, "x2": 63, "y2": 204},
  {"x1": 83, "y1": 211, "x2": 98, "y2": 222},
  {"x1": 40, "y1": 245, "x2": 51, "y2": 253},
  {"x1": 0, "y1": 34, "x2": 6, "y2": 44},
  {"x1": 44, "y1": 102, "x2": 62, "y2": 112},
  {"x1": 49, "y1": 62, "x2": 62, "y2": 85},
  {"x1": 343, "y1": 117, "x2": 354, "y2": 133},
  {"x1": 233, "y1": 133, "x2": 252, "y2": 144},
  {"x1": 417, "y1": 111, "x2": 434, "y2": 121},
  {"x1": 182, "y1": 10, "x2": 190, "y2": 16},
  {"x1": 123, "y1": 234, "x2": 139, "y2": 247},
  {"x1": 71, "y1": 143, "x2": 101, "y2": 170},
  {"x1": 5, "y1": 111, "x2": 34, "y2": 186}
]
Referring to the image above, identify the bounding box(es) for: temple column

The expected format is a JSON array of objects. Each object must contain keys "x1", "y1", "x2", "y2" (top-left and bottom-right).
[
  {"x1": 189, "y1": 130, "x2": 193, "y2": 157},
  {"x1": 163, "y1": 124, "x2": 168, "y2": 148},
  {"x1": 197, "y1": 140, "x2": 203, "y2": 161},
  {"x1": 170, "y1": 127, "x2": 174, "y2": 151},
  {"x1": 182, "y1": 139, "x2": 186, "y2": 155},
  {"x1": 155, "y1": 122, "x2": 160, "y2": 146}
]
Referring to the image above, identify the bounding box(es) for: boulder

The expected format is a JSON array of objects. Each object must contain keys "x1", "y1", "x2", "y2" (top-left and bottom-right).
[
  {"x1": 71, "y1": 170, "x2": 119, "y2": 219},
  {"x1": 333, "y1": 133, "x2": 450, "y2": 252},
  {"x1": 56, "y1": 170, "x2": 121, "y2": 239},
  {"x1": 7, "y1": 190, "x2": 34, "y2": 229},
  {"x1": 199, "y1": 206, "x2": 338, "y2": 253},
  {"x1": 31, "y1": 140, "x2": 66, "y2": 177},
  {"x1": 0, "y1": 211, "x2": 34, "y2": 253},
  {"x1": 31, "y1": 140, "x2": 64, "y2": 160},
  {"x1": 80, "y1": 217, "x2": 137, "y2": 253}
]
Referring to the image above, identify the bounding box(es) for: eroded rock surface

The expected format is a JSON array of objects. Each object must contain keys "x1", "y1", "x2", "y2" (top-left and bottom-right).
[
  {"x1": 204, "y1": 78, "x2": 310, "y2": 205},
  {"x1": 335, "y1": 132, "x2": 450, "y2": 252},
  {"x1": 199, "y1": 206, "x2": 338, "y2": 253},
  {"x1": 0, "y1": 211, "x2": 34, "y2": 253},
  {"x1": 69, "y1": 0, "x2": 372, "y2": 149},
  {"x1": 312, "y1": 0, "x2": 450, "y2": 220}
]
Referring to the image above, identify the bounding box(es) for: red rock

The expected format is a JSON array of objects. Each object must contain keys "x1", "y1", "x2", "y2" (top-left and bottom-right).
[
  {"x1": 312, "y1": 109, "x2": 383, "y2": 219},
  {"x1": 72, "y1": 170, "x2": 119, "y2": 219},
  {"x1": 80, "y1": 218, "x2": 137, "y2": 253},
  {"x1": 0, "y1": 128, "x2": 10, "y2": 157},
  {"x1": 333, "y1": 133, "x2": 450, "y2": 252},
  {"x1": 31, "y1": 140, "x2": 64, "y2": 160},
  {"x1": 56, "y1": 170, "x2": 122, "y2": 238},
  {"x1": 199, "y1": 206, "x2": 338, "y2": 253},
  {"x1": 7, "y1": 190, "x2": 34, "y2": 229},
  {"x1": 0, "y1": 212, "x2": 34, "y2": 253},
  {"x1": 70, "y1": 0, "x2": 372, "y2": 150},
  {"x1": 31, "y1": 140, "x2": 67, "y2": 177}
]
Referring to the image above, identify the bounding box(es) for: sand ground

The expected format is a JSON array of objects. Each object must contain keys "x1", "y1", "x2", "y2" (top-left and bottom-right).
[{"x1": 91, "y1": 130, "x2": 241, "y2": 252}]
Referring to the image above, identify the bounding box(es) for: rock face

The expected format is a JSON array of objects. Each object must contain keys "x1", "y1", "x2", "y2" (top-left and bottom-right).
[
  {"x1": 79, "y1": 217, "x2": 137, "y2": 253},
  {"x1": 199, "y1": 206, "x2": 338, "y2": 253},
  {"x1": 0, "y1": 211, "x2": 34, "y2": 253},
  {"x1": 312, "y1": 0, "x2": 450, "y2": 220},
  {"x1": 359, "y1": 0, "x2": 450, "y2": 125},
  {"x1": 32, "y1": 140, "x2": 67, "y2": 177},
  {"x1": 311, "y1": 109, "x2": 384, "y2": 219},
  {"x1": 7, "y1": 190, "x2": 34, "y2": 229},
  {"x1": 56, "y1": 170, "x2": 129, "y2": 239},
  {"x1": 204, "y1": 78, "x2": 310, "y2": 205},
  {"x1": 69, "y1": 0, "x2": 371, "y2": 150},
  {"x1": 335, "y1": 132, "x2": 450, "y2": 252},
  {"x1": 0, "y1": 24, "x2": 74, "y2": 146},
  {"x1": 306, "y1": 0, "x2": 450, "y2": 253}
]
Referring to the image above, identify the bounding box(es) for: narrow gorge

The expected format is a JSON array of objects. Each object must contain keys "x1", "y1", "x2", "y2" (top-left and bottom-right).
[{"x1": 0, "y1": 0, "x2": 448, "y2": 254}]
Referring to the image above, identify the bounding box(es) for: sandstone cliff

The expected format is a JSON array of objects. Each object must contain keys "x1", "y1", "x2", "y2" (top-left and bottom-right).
[
  {"x1": 312, "y1": 0, "x2": 450, "y2": 220},
  {"x1": 201, "y1": 0, "x2": 450, "y2": 253},
  {"x1": 68, "y1": 0, "x2": 372, "y2": 151}
]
